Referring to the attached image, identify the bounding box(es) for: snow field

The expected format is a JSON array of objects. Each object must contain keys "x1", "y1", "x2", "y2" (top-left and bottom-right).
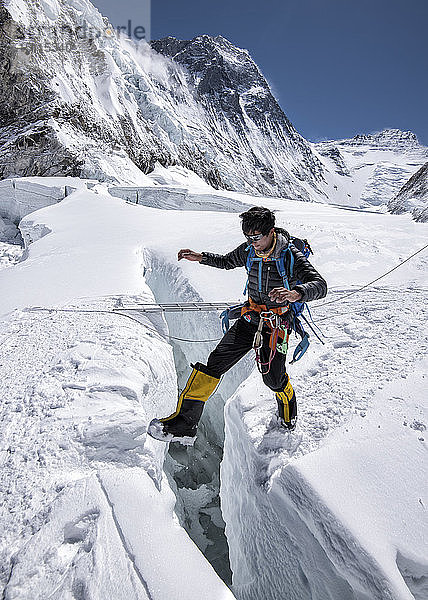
[
  {"x1": 220, "y1": 290, "x2": 427, "y2": 599},
  {"x1": 0, "y1": 185, "x2": 241, "y2": 598},
  {"x1": 0, "y1": 241, "x2": 23, "y2": 269},
  {"x1": 294, "y1": 360, "x2": 428, "y2": 599},
  {"x1": 0, "y1": 298, "x2": 236, "y2": 599},
  {"x1": 314, "y1": 134, "x2": 428, "y2": 211},
  {"x1": 0, "y1": 178, "x2": 427, "y2": 599}
]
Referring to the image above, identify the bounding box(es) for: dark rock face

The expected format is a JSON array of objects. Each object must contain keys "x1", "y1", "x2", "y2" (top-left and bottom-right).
[
  {"x1": 0, "y1": 2, "x2": 327, "y2": 198},
  {"x1": 315, "y1": 144, "x2": 350, "y2": 177},
  {"x1": 152, "y1": 35, "x2": 325, "y2": 192},
  {"x1": 152, "y1": 35, "x2": 295, "y2": 134},
  {"x1": 0, "y1": 7, "x2": 65, "y2": 177},
  {"x1": 388, "y1": 162, "x2": 428, "y2": 222},
  {"x1": 0, "y1": 2, "x2": 177, "y2": 182}
]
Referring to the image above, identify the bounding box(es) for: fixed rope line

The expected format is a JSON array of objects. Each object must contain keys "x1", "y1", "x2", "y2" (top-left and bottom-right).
[
  {"x1": 25, "y1": 307, "x2": 224, "y2": 343},
  {"x1": 312, "y1": 243, "x2": 428, "y2": 309},
  {"x1": 117, "y1": 243, "x2": 427, "y2": 314},
  {"x1": 23, "y1": 242, "x2": 427, "y2": 343}
]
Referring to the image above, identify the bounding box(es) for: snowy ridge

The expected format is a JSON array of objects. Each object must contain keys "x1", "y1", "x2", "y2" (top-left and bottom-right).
[
  {"x1": 2, "y1": 0, "x2": 427, "y2": 215},
  {"x1": 1, "y1": 0, "x2": 347, "y2": 201},
  {"x1": 335, "y1": 129, "x2": 422, "y2": 152},
  {"x1": 314, "y1": 129, "x2": 428, "y2": 212},
  {"x1": 388, "y1": 162, "x2": 428, "y2": 222},
  {"x1": 151, "y1": 34, "x2": 327, "y2": 201},
  {"x1": 0, "y1": 176, "x2": 95, "y2": 224}
]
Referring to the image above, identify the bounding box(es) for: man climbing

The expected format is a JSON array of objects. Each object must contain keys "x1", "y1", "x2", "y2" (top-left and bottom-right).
[{"x1": 148, "y1": 206, "x2": 327, "y2": 444}]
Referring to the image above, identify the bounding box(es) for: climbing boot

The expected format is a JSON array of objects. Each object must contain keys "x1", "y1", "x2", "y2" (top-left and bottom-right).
[
  {"x1": 275, "y1": 377, "x2": 297, "y2": 431},
  {"x1": 147, "y1": 363, "x2": 220, "y2": 445}
]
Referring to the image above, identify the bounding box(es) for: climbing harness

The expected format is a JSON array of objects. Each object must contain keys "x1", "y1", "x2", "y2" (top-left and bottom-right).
[
  {"x1": 250, "y1": 306, "x2": 314, "y2": 373},
  {"x1": 222, "y1": 235, "x2": 320, "y2": 367},
  {"x1": 252, "y1": 311, "x2": 283, "y2": 375}
]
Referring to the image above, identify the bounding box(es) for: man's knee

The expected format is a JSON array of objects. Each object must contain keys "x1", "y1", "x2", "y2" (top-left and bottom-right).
[
  {"x1": 193, "y1": 361, "x2": 223, "y2": 380},
  {"x1": 262, "y1": 370, "x2": 289, "y2": 392}
]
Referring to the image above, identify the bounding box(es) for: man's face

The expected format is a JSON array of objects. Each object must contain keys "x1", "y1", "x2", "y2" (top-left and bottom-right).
[{"x1": 246, "y1": 228, "x2": 274, "y2": 252}]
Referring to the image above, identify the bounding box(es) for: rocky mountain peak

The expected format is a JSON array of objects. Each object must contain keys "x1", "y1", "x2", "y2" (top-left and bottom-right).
[
  {"x1": 151, "y1": 34, "x2": 265, "y2": 95},
  {"x1": 151, "y1": 34, "x2": 297, "y2": 139},
  {"x1": 348, "y1": 128, "x2": 421, "y2": 151},
  {"x1": 151, "y1": 33, "x2": 327, "y2": 194}
]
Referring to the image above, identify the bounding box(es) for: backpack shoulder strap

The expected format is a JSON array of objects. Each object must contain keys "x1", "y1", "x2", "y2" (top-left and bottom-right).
[
  {"x1": 243, "y1": 245, "x2": 255, "y2": 295},
  {"x1": 275, "y1": 245, "x2": 293, "y2": 290},
  {"x1": 245, "y1": 244, "x2": 255, "y2": 272}
]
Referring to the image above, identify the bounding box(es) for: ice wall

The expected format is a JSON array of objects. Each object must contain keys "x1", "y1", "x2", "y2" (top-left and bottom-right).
[
  {"x1": 109, "y1": 185, "x2": 247, "y2": 213},
  {"x1": 143, "y1": 248, "x2": 253, "y2": 582},
  {"x1": 0, "y1": 177, "x2": 94, "y2": 223},
  {"x1": 221, "y1": 364, "x2": 428, "y2": 600}
]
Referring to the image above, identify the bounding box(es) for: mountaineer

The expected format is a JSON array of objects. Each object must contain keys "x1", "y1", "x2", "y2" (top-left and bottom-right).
[{"x1": 148, "y1": 206, "x2": 327, "y2": 444}]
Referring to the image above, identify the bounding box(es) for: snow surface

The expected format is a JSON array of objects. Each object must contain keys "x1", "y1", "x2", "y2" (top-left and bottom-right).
[
  {"x1": 0, "y1": 240, "x2": 23, "y2": 268},
  {"x1": 314, "y1": 130, "x2": 428, "y2": 211},
  {"x1": 0, "y1": 175, "x2": 427, "y2": 599},
  {"x1": 221, "y1": 358, "x2": 427, "y2": 600}
]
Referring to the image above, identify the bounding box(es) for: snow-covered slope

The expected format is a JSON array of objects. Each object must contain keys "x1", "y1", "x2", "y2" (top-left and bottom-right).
[
  {"x1": 2, "y1": 0, "x2": 427, "y2": 214},
  {"x1": 0, "y1": 176, "x2": 427, "y2": 599},
  {"x1": 1, "y1": 0, "x2": 173, "y2": 185},
  {"x1": 388, "y1": 162, "x2": 428, "y2": 222},
  {"x1": 314, "y1": 129, "x2": 428, "y2": 211},
  {"x1": 221, "y1": 336, "x2": 427, "y2": 600},
  {"x1": 0, "y1": 0, "x2": 335, "y2": 201},
  {"x1": 150, "y1": 34, "x2": 327, "y2": 201},
  {"x1": 0, "y1": 185, "x2": 238, "y2": 599}
]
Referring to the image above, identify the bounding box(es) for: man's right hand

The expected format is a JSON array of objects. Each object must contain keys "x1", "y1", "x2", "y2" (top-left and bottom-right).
[{"x1": 178, "y1": 249, "x2": 203, "y2": 262}]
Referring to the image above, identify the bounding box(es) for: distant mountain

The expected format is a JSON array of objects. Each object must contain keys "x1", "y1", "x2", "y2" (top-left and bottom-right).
[
  {"x1": 0, "y1": 0, "x2": 426, "y2": 219},
  {"x1": 388, "y1": 162, "x2": 428, "y2": 222},
  {"x1": 0, "y1": 0, "x2": 333, "y2": 201},
  {"x1": 314, "y1": 129, "x2": 428, "y2": 211},
  {"x1": 150, "y1": 35, "x2": 326, "y2": 200}
]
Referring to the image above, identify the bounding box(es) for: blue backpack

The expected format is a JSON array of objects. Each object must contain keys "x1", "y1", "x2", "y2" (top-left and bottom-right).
[{"x1": 221, "y1": 237, "x2": 320, "y2": 363}]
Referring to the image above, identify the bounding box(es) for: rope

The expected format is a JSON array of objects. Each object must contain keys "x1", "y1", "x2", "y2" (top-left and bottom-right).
[
  {"x1": 16, "y1": 242, "x2": 428, "y2": 347},
  {"x1": 25, "y1": 307, "x2": 223, "y2": 343},
  {"x1": 312, "y1": 243, "x2": 428, "y2": 309}
]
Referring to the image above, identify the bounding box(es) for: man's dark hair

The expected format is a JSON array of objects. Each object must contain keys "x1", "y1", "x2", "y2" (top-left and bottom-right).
[{"x1": 239, "y1": 206, "x2": 275, "y2": 236}]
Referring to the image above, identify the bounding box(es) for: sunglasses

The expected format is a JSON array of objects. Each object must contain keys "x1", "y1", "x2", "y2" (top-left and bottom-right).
[{"x1": 245, "y1": 232, "x2": 265, "y2": 242}]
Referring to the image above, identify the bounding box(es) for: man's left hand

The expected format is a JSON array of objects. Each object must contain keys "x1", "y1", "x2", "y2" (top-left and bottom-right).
[{"x1": 268, "y1": 288, "x2": 302, "y2": 303}]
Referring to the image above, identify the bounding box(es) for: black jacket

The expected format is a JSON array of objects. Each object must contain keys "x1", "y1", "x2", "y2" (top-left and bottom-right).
[{"x1": 201, "y1": 229, "x2": 327, "y2": 309}]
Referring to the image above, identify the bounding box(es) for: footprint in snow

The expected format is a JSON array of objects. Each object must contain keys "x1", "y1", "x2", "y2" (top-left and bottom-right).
[
  {"x1": 63, "y1": 509, "x2": 100, "y2": 548},
  {"x1": 333, "y1": 339, "x2": 360, "y2": 349}
]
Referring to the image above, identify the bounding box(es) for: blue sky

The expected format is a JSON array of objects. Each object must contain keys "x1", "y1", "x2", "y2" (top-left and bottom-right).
[{"x1": 93, "y1": 0, "x2": 428, "y2": 145}]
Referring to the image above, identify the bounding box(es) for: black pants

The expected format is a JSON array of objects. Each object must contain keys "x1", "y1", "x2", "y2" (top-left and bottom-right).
[{"x1": 200, "y1": 317, "x2": 290, "y2": 391}]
